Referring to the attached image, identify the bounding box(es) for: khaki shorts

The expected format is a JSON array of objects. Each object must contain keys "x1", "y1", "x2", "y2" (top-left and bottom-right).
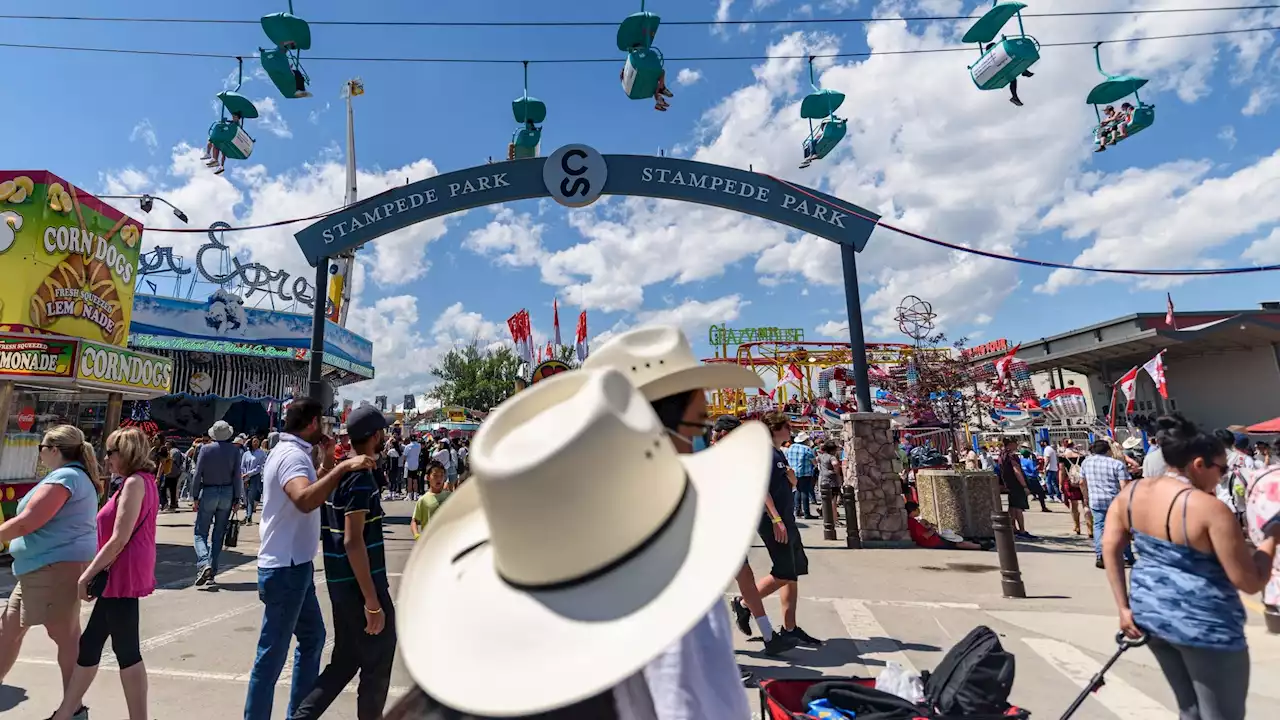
[{"x1": 4, "y1": 561, "x2": 87, "y2": 628}]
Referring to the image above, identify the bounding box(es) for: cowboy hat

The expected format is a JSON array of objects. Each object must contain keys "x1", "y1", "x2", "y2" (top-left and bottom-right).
[
  {"x1": 794, "y1": 432, "x2": 811, "y2": 444},
  {"x1": 582, "y1": 325, "x2": 763, "y2": 401},
  {"x1": 396, "y1": 368, "x2": 772, "y2": 716},
  {"x1": 1121, "y1": 436, "x2": 1142, "y2": 450}
]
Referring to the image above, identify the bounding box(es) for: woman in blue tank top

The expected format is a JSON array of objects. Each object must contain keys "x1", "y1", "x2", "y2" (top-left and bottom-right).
[{"x1": 1104, "y1": 413, "x2": 1277, "y2": 720}]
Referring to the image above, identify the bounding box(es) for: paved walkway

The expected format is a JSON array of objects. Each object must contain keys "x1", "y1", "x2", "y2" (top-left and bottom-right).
[{"x1": 1, "y1": 500, "x2": 1277, "y2": 719}]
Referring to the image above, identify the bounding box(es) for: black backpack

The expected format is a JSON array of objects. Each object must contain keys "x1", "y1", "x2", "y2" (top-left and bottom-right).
[{"x1": 923, "y1": 626, "x2": 1016, "y2": 717}]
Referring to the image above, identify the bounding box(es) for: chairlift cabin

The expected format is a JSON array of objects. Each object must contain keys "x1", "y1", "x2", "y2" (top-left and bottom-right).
[
  {"x1": 963, "y1": 1, "x2": 1041, "y2": 91},
  {"x1": 208, "y1": 61, "x2": 259, "y2": 161},
  {"x1": 510, "y1": 62, "x2": 545, "y2": 160},
  {"x1": 618, "y1": 4, "x2": 664, "y2": 100},
  {"x1": 260, "y1": 1, "x2": 312, "y2": 99},
  {"x1": 1086, "y1": 43, "x2": 1155, "y2": 145},
  {"x1": 799, "y1": 57, "x2": 847, "y2": 168}
]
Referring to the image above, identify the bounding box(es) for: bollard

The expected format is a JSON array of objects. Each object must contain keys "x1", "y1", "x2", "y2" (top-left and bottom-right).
[
  {"x1": 990, "y1": 481, "x2": 1027, "y2": 598},
  {"x1": 822, "y1": 491, "x2": 837, "y2": 541},
  {"x1": 843, "y1": 490, "x2": 862, "y2": 549}
]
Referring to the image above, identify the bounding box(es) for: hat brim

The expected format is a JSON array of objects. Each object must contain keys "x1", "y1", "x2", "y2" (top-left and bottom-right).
[
  {"x1": 396, "y1": 422, "x2": 773, "y2": 717},
  {"x1": 639, "y1": 363, "x2": 764, "y2": 402}
]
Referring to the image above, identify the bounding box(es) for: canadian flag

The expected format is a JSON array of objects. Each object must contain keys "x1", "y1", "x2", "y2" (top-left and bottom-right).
[
  {"x1": 1142, "y1": 350, "x2": 1169, "y2": 399},
  {"x1": 1165, "y1": 293, "x2": 1177, "y2": 330},
  {"x1": 1117, "y1": 366, "x2": 1141, "y2": 412},
  {"x1": 506, "y1": 309, "x2": 534, "y2": 365},
  {"x1": 994, "y1": 344, "x2": 1021, "y2": 387},
  {"x1": 786, "y1": 363, "x2": 805, "y2": 386},
  {"x1": 553, "y1": 298, "x2": 562, "y2": 348},
  {"x1": 575, "y1": 311, "x2": 589, "y2": 362}
]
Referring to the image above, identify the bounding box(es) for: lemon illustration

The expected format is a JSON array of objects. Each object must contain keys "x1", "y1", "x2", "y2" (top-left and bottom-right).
[
  {"x1": 13, "y1": 176, "x2": 33, "y2": 196},
  {"x1": 0, "y1": 181, "x2": 14, "y2": 202},
  {"x1": 7, "y1": 188, "x2": 27, "y2": 204},
  {"x1": 0, "y1": 210, "x2": 22, "y2": 253}
]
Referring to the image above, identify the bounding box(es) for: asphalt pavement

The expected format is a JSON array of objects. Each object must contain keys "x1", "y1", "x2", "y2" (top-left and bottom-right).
[{"x1": 1, "y1": 499, "x2": 1278, "y2": 719}]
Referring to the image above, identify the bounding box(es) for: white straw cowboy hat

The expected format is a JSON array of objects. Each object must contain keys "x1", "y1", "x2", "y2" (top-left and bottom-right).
[
  {"x1": 397, "y1": 368, "x2": 772, "y2": 716},
  {"x1": 582, "y1": 325, "x2": 763, "y2": 401},
  {"x1": 208, "y1": 421, "x2": 234, "y2": 442}
]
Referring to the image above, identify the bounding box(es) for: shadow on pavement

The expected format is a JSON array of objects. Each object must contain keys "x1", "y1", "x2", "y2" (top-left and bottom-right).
[
  {"x1": 154, "y1": 542, "x2": 257, "y2": 589},
  {"x1": 0, "y1": 684, "x2": 28, "y2": 712},
  {"x1": 204, "y1": 581, "x2": 258, "y2": 593}
]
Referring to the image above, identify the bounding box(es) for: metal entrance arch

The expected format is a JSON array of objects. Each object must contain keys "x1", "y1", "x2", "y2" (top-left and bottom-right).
[{"x1": 293, "y1": 143, "x2": 882, "y2": 411}]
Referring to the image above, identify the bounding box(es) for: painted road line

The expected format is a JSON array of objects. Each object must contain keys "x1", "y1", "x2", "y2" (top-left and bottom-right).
[
  {"x1": 16, "y1": 658, "x2": 408, "y2": 697},
  {"x1": 100, "y1": 601, "x2": 261, "y2": 668},
  {"x1": 1022, "y1": 638, "x2": 1173, "y2": 720},
  {"x1": 831, "y1": 599, "x2": 918, "y2": 675},
  {"x1": 279, "y1": 637, "x2": 338, "y2": 684}
]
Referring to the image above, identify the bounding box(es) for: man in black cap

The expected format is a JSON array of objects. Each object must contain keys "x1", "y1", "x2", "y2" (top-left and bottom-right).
[{"x1": 293, "y1": 405, "x2": 397, "y2": 720}]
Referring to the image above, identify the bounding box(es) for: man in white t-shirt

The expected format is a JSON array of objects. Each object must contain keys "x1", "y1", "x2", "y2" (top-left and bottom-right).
[
  {"x1": 403, "y1": 436, "x2": 423, "y2": 499},
  {"x1": 243, "y1": 398, "x2": 373, "y2": 720},
  {"x1": 1040, "y1": 439, "x2": 1061, "y2": 502}
]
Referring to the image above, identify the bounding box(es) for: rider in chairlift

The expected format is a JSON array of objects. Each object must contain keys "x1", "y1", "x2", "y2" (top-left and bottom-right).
[
  {"x1": 800, "y1": 123, "x2": 829, "y2": 169},
  {"x1": 986, "y1": 42, "x2": 1034, "y2": 107},
  {"x1": 1095, "y1": 103, "x2": 1133, "y2": 152},
  {"x1": 201, "y1": 112, "x2": 243, "y2": 176},
  {"x1": 277, "y1": 39, "x2": 313, "y2": 99}
]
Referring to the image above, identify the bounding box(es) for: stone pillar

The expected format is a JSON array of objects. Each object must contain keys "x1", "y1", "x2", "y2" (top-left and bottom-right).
[{"x1": 841, "y1": 412, "x2": 910, "y2": 546}]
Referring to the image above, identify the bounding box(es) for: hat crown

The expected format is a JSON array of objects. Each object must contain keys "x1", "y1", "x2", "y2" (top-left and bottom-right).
[
  {"x1": 582, "y1": 326, "x2": 698, "y2": 393},
  {"x1": 470, "y1": 368, "x2": 687, "y2": 588}
]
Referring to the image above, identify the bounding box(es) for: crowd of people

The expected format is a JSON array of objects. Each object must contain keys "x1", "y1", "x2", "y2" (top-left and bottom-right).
[{"x1": 2, "y1": 323, "x2": 1280, "y2": 719}]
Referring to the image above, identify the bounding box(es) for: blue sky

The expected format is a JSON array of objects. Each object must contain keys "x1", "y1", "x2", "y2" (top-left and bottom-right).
[{"x1": 4, "y1": 0, "x2": 1279, "y2": 402}]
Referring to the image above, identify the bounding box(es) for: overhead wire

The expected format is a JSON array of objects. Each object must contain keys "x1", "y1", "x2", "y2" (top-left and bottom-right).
[
  {"x1": 0, "y1": 5, "x2": 1276, "y2": 28},
  {"x1": 0, "y1": 25, "x2": 1274, "y2": 64}
]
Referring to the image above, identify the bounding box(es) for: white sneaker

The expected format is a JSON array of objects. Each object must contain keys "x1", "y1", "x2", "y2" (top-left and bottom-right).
[{"x1": 295, "y1": 90, "x2": 313, "y2": 98}]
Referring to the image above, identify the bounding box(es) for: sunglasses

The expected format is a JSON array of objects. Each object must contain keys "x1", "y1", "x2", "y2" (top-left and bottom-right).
[
  {"x1": 38, "y1": 443, "x2": 55, "y2": 451},
  {"x1": 105, "y1": 448, "x2": 119, "y2": 457},
  {"x1": 1209, "y1": 461, "x2": 1229, "y2": 474}
]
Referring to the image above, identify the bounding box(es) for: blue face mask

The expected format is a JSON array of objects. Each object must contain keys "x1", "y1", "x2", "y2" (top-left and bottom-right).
[{"x1": 692, "y1": 434, "x2": 708, "y2": 452}]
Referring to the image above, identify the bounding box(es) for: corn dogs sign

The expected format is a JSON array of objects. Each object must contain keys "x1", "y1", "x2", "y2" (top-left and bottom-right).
[
  {"x1": 0, "y1": 171, "x2": 143, "y2": 347},
  {"x1": 76, "y1": 341, "x2": 173, "y2": 394}
]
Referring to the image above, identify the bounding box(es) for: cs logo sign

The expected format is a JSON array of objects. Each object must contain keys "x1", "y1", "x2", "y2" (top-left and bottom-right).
[{"x1": 543, "y1": 144, "x2": 607, "y2": 209}]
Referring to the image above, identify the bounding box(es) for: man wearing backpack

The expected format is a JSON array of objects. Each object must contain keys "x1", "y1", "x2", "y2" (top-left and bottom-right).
[{"x1": 159, "y1": 441, "x2": 184, "y2": 511}]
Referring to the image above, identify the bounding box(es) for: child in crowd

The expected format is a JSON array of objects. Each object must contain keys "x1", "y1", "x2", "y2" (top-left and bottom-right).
[
  {"x1": 906, "y1": 501, "x2": 986, "y2": 551},
  {"x1": 410, "y1": 462, "x2": 451, "y2": 540}
]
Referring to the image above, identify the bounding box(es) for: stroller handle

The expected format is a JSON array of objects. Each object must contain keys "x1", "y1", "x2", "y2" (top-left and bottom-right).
[{"x1": 1115, "y1": 630, "x2": 1149, "y2": 649}]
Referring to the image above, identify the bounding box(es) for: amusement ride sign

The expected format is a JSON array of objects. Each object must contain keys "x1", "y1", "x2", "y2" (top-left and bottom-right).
[
  {"x1": 530, "y1": 359, "x2": 571, "y2": 385},
  {"x1": 294, "y1": 145, "x2": 880, "y2": 267},
  {"x1": 709, "y1": 325, "x2": 805, "y2": 346}
]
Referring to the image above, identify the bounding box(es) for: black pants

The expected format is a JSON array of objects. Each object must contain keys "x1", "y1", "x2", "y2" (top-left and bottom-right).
[
  {"x1": 292, "y1": 583, "x2": 397, "y2": 720},
  {"x1": 78, "y1": 597, "x2": 142, "y2": 669},
  {"x1": 162, "y1": 475, "x2": 180, "y2": 510}
]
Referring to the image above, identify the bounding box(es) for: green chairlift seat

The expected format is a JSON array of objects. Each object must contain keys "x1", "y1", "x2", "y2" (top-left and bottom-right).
[
  {"x1": 260, "y1": 46, "x2": 306, "y2": 98},
  {"x1": 261, "y1": 12, "x2": 312, "y2": 51},
  {"x1": 622, "y1": 48, "x2": 664, "y2": 100},
  {"x1": 512, "y1": 126, "x2": 541, "y2": 159},
  {"x1": 617, "y1": 11, "x2": 661, "y2": 52},
  {"x1": 1087, "y1": 43, "x2": 1156, "y2": 147},
  {"x1": 963, "y1": 1, "x2": 1040, "y2": 91},
  {"x1": 800, "y1": 88, "x2": 845, "y2": 120},
  {"x1": 216, "y1": 92, "x2": 260, "y2": 120},
  {"x1": 209, "y1": 120, "x2": 254, "y2": 160},
  {"x1": 804, "y1": 118, "x2": 847, "y2": 161}
]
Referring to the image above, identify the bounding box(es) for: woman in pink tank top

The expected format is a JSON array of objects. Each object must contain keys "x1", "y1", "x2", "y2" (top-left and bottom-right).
[{"x1": 48, "y1": 428, "x2": 159, "y2": 720}]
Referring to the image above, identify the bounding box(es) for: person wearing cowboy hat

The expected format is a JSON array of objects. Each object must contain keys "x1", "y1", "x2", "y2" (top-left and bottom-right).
[
  {"x1": 391, "y1": 357, "x2": 775, "y2": 717},
  {"x1": 584, "y1": 326, "x2": 798, "y2": 704},
  {"x1": 190, "y1": 420, "x2": 244, "y2": 588}
]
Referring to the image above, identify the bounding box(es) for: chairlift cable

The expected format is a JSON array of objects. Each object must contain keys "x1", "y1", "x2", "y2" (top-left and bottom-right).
[
  {"x1": 0, "y1": 25, "x2": 1273, "y2": 64},
  {"x1": 764, "y1": 174, "x2": 1280, "y2": 278},
  {"x1": 0, "y1": 5, "x2": 1276, "y2": 28}
]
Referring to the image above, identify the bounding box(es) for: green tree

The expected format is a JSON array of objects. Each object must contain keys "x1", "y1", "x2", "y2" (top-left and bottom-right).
[{"x1": 428, "y1": 343, "x2": 524, "y2": 412}]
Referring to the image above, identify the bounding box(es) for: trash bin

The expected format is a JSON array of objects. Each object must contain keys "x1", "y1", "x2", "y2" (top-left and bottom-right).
[{"x1": 915, "y1": 469, "x2": 998, "y2": 540}]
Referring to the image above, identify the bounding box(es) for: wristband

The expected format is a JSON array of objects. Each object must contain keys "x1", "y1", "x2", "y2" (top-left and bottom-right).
[
  {"x1": 771, "y1": 516, "x2": 782, "y2": 524},
  {"x1": 365, "y1": 606, "x2": 382, "y2": 614}
]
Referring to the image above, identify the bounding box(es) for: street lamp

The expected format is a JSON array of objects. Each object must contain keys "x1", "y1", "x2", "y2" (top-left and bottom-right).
[{"x1": 99, "y1": 194, "x2": 189, "y2": 224}]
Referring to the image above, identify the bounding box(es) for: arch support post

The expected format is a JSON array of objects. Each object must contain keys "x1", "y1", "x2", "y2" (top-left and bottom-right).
[
  {"x1": 308, "y1": 256, "x2": 329, "y2": 404},
  {"x1": 841, "y1": 244, "x2": 872, "y2": 413}
]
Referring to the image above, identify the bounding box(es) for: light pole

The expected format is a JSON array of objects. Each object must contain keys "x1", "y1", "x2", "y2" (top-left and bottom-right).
[{"x1": 99, "y1": 194, "x2": 189, "y2": 224}]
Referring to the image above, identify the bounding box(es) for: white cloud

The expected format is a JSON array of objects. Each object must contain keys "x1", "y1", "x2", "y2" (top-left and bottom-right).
[
  {"x1": 254, "y1": 96, "x2": 293, "y2": 139},
  {"x1": 713, "y1": 0, "x2": 734, "y2": 36},
  {"x1": 634, "y1": 295, "x2": 748, "y2": 335},
  {"x1": 342, "y1": 298, "x2": 507, "y2": 403},
  {"x1": 676, "y1": 68, "x2": 704, "y2": 87},
  {"x1": 101, "y1": 144, "x2": 458, "y2": 297},
  {"x1": 1037, "y1": 152, "x2": 1280, "y2": 293},
  {"x1": 1244, "y1": 228, "x2": 1280, "y2": 265},
  {"x1": 463, "y1": 207, "x2": 548, "y2": 268},
  {"x1": 1218, "y1": 125, "x2": 1238, "y2": 149},
  {"x1": 129, "y1": 119, "x2": 158, "y2": 154},
  {"x1": 308, "y1": 102, "x2": 332, "y2": 125},
  {"x1": 816, "y1": 319, "x2": 848, "y2": 339}
]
